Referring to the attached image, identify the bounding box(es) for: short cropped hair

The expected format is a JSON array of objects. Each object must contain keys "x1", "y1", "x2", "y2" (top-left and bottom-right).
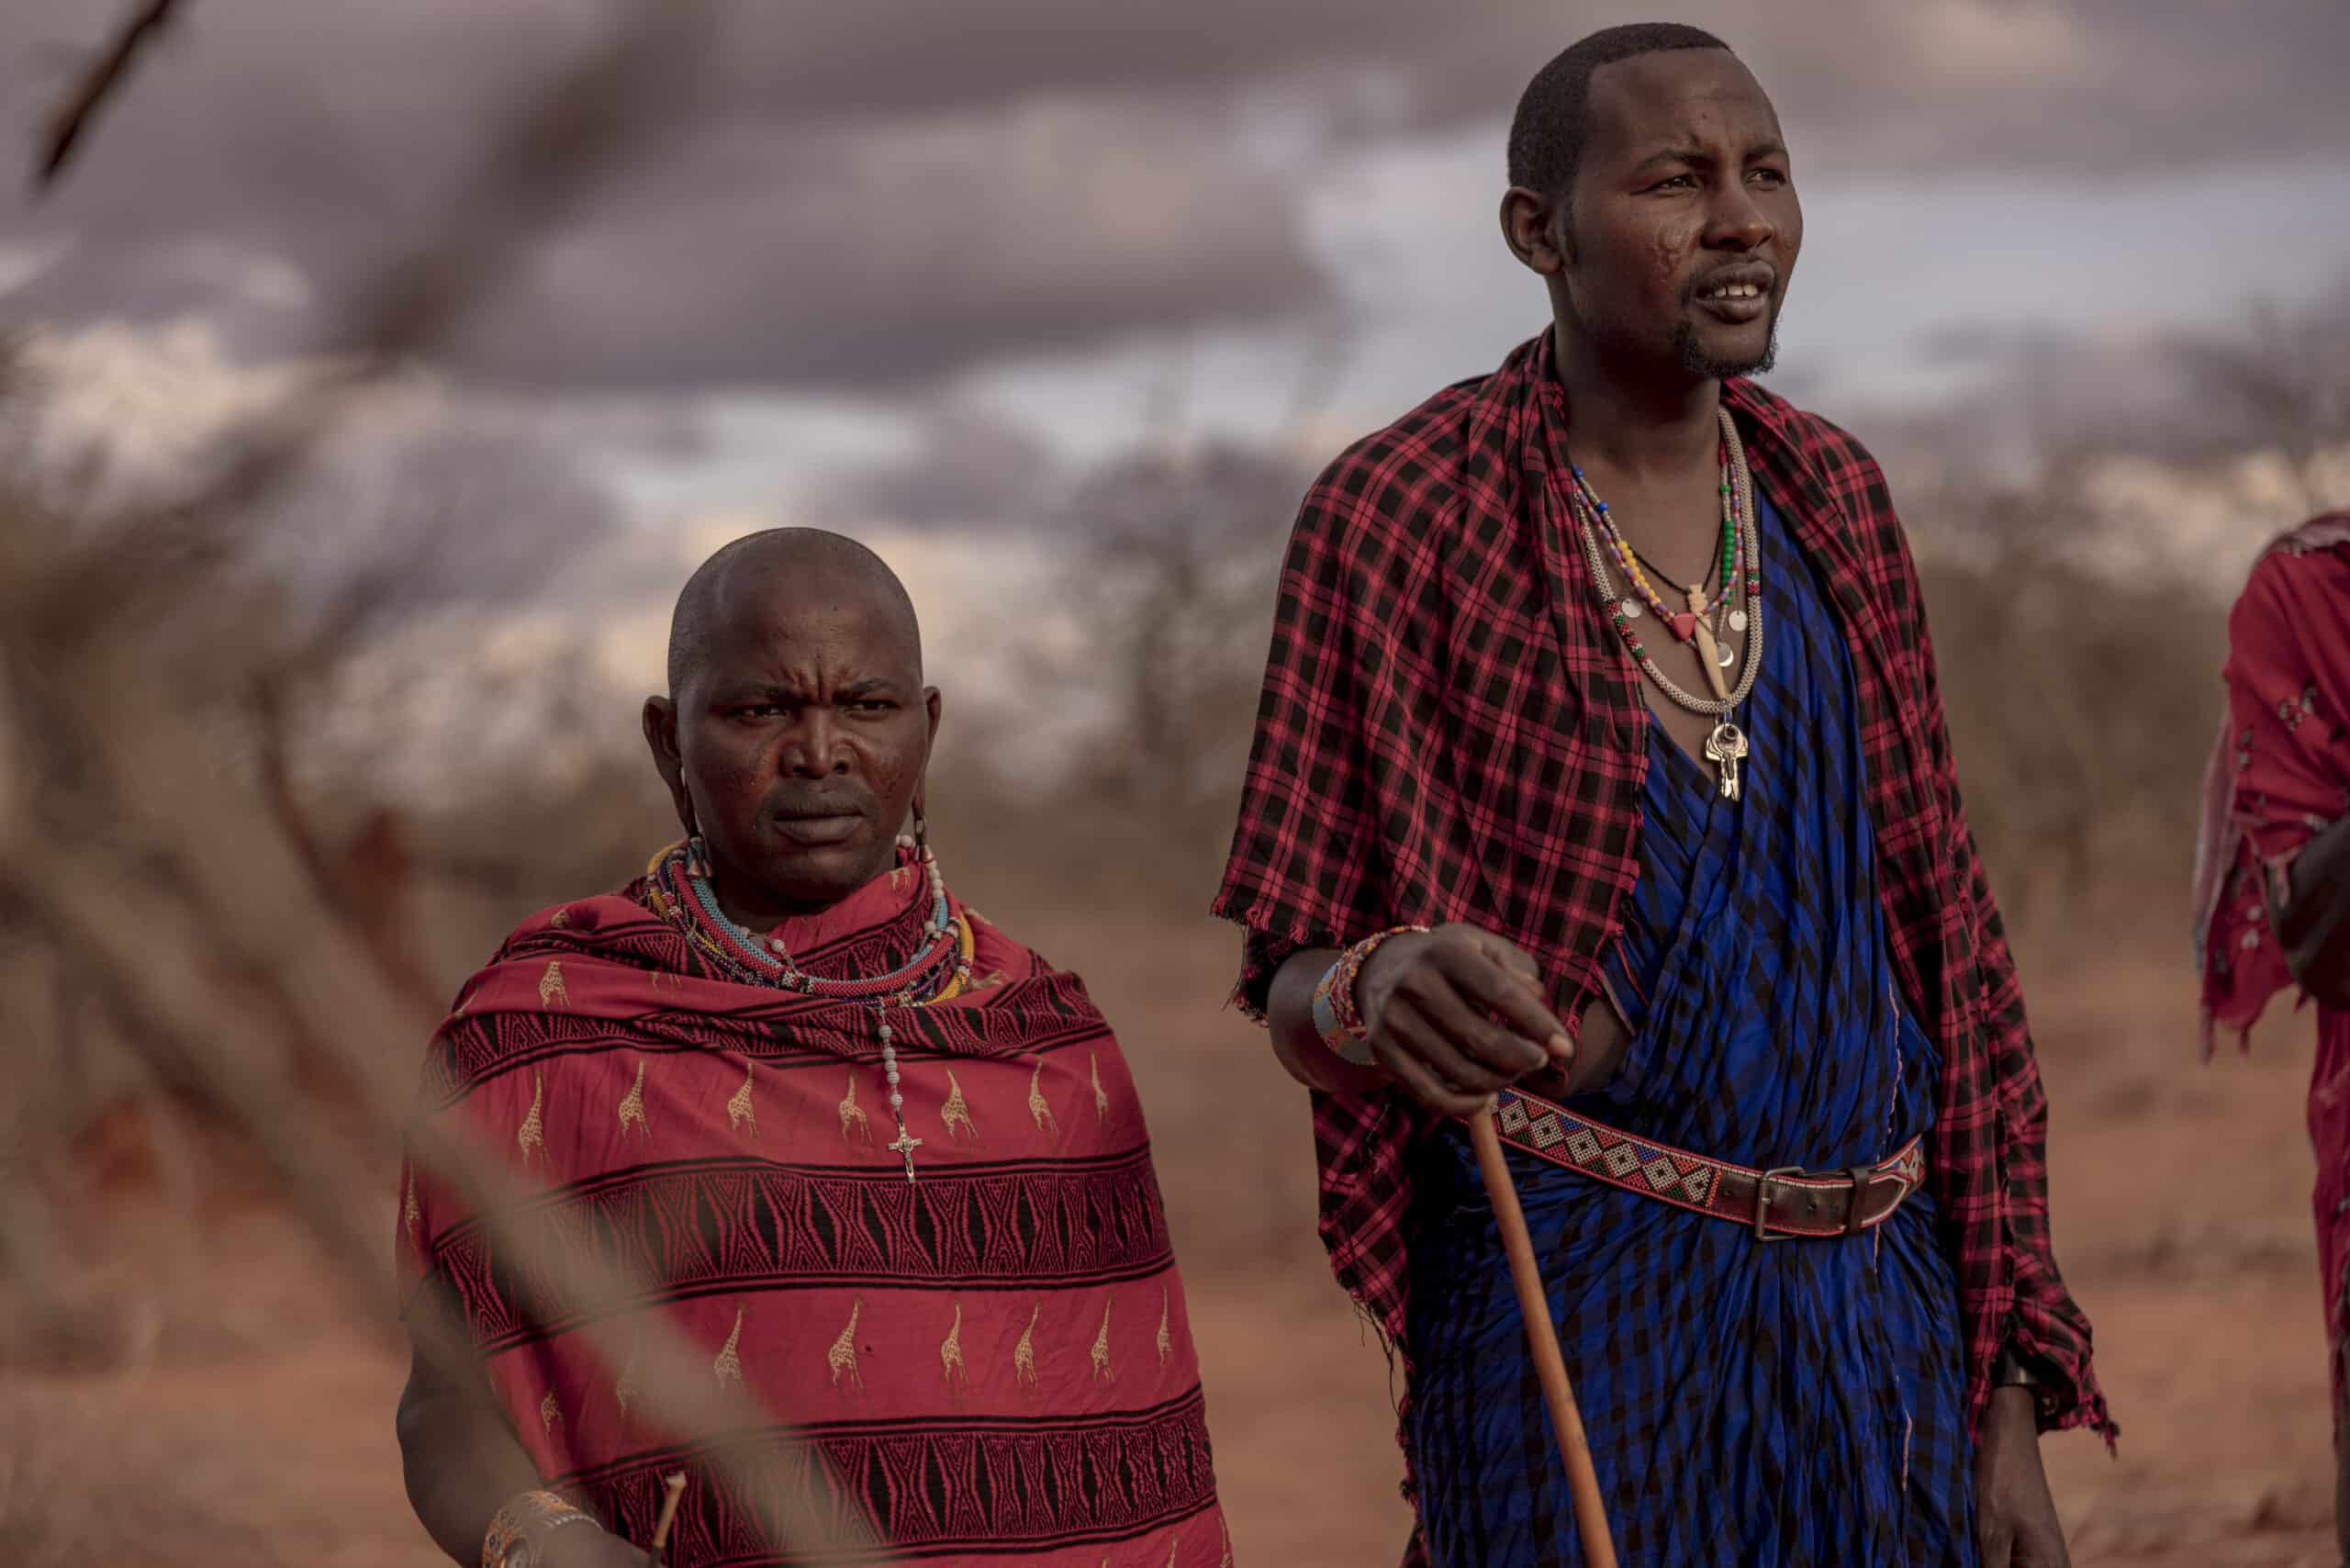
[{"x1": 1506, "y1": 23, "x2": 1732, "y2": 201}]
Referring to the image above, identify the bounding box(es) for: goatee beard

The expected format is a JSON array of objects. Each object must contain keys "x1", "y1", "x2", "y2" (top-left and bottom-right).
[{"x1": 1673, "y1": 319, "x2": 1779, "y2": 379}]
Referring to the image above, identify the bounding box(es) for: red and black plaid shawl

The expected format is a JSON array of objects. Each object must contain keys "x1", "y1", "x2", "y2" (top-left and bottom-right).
[{"x1": 1212, "y1": 330, "x2": 2113, "y2": 1475}]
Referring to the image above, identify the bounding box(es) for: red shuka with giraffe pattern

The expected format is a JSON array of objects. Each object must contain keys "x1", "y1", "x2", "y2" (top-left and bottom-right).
[{"x1": 398, "y1": 846, "x2": 1231, "y2": 1566}]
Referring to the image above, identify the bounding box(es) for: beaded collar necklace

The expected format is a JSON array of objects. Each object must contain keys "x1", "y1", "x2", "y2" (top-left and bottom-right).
[
  {"x1": 1565, "y1": 405, "x2": 1765, "y2": 800},
  {"x1": 648, "y1": 835, "x2": 975, "y2": 1182}
]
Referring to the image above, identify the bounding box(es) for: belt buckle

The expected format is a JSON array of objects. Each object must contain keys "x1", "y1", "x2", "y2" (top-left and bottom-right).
[{"x1": 1752, "y1": 1165, "x2": 1803, "y2": 1242}]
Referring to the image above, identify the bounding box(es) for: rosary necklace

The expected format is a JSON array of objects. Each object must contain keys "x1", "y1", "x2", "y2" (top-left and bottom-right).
[{"x1": 659, "y1": 834, "x2": 972, "y2": 1182}]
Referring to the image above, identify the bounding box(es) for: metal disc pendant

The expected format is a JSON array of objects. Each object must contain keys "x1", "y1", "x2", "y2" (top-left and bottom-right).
[
  {"x1": 1728, "y1": 609, "x2": 1749, "y2": 632},
  {"x1": 1717, "y1": 641, "x2": 1737, "y2": 668},
  {"x1": 1620, "y1": 598, "x2": 1643, "y2": 621}
]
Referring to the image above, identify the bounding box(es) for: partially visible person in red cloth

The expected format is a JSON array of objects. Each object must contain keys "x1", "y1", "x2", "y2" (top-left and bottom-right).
[
  {"x1": 394, "y1": 530, "x2": 1231, "y2": 1568},
  {"x1": 2194, "y1": 510, "x2": 2350, "y2": 1559}
]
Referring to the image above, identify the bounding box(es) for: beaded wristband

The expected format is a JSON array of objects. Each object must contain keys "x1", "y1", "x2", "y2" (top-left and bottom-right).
[
  {"x1": 1310, "y1": 925, "x2": 1431, "y2": 1066},
  {"x1": 484, "y1": 1490, "x2": 596, "y2": 1568}
]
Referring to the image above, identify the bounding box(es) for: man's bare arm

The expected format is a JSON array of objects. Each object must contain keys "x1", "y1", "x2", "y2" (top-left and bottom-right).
[
  {"x1": 397, "y1": 1305, "x2": 545, "y2": 1565},
  {"x1": 396, "y1": 1294, "x2": 647, "y2": 1567}
]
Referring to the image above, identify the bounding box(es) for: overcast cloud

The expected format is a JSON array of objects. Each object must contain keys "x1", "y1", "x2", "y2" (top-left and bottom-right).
[{"x1": 6, "y1": 0, "x2": 2346, "y2": 392}]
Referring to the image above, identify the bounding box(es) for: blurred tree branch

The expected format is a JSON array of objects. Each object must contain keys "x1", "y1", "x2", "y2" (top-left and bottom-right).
[
  {"x1": 3, "y1": 6, "x2": 903, "y2": 1560},
  {"x1": 31, "y1": 0, "x2": 182, "y2": 194}
]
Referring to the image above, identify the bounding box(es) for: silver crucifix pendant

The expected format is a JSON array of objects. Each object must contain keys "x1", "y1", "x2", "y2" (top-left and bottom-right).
[
  {"x1": 888, "y1": 1127, "x2": 923, "y2": 1182},
  {"x1": 1704, "y1": 722, "x2": 1750, "y2": 801}
]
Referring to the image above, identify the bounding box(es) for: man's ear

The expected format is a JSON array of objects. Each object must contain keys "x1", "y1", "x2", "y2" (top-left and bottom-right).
[
  {"x1": 643, "y1": 695, "x2": 694, "y2": 832},
  {"x1": 909, "y1": 686, "x2": 945, "y2": 826},
  {"x1": 1501, "y1": 185, "x2": 1570, "y2": 275}
]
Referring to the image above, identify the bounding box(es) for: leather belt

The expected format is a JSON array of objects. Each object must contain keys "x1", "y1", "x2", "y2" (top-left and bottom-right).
[{"x1": 1491, "y1": 1087, "x2": 1925, "y2": 1241}]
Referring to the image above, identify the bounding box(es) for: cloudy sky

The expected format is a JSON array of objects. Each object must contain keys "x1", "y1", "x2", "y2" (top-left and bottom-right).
[{"x1": 6, "y1": 0, "x2": 2348, "y2": 697}]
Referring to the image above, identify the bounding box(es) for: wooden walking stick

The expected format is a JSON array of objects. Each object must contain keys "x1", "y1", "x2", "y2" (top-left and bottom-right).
[
  {"x1": 1471, "y1": 1106, "x2": 1619, "y2": 1568},
  {"x1": 646, "y1": 1471, "x2": 688, "y2": 1565}
]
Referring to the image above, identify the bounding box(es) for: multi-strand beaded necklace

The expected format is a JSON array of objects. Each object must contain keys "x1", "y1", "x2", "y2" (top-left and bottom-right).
[
  {"x1": 649, "y1": 836, "x2": 974, "y2": 1182},
  {"x1": 1565, "y1": 405, "x2": 1765, "y2": 799}
]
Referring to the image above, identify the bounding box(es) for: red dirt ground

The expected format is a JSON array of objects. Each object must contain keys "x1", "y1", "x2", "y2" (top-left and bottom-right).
[{"x1": 2, "y1": 924, "x2": 2335, "y2": 1566}]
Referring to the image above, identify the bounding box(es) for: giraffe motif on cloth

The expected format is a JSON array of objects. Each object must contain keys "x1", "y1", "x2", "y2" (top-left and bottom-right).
[
  {"x1": 616, "y1": 1327, "x2": 643, "y2": 1419},
  {"x1": 538, "y1": 960, "x2": 569, "y2": 1009},
  {"x1": 516, "y1": 1070, "x2": 546, "y2": 1168},
  {"x1": 1156, "y1": 1288, "x2": 1172, "y2": 1370},
  {"x1": 940, "y1": 1300, "x2": 968, "y2": 1394},
  {"x1": 713, "y1": 1305, "x2": 746, "y2": 1388},
  {"x1": 1028, "y1": 1061, "x2": 1059, "y2": 1137},
  {"x1": 1013, "y1": 1301, "x2": 1040, "y2": 1392},
  {"x1": 940, "y1": 1071, "x2": 977, "y2": 1142},
  {"x1": 1089, "y1": 1294, "x2": 1115, "y2": 1384},
  {"x1": 835, "y1": 1070, "x2": 869, "y2": 1146},
  {"x1": 549, "y1": 905, "x2": 571, "y2": 927},
  {"x1": 617, "y1": 1058, "x2": 649, "y2": 1137},
  {"x1": 1164, "y1": 1532, "x2": 1181, "y2": 1568},
  {"x1": 828, "y1": 1298, "x2": 865, "y2": 1393},
  {"x1": 1091, "y1": 1053, "x2": 1110, "y2": 1123},
  {"x1": 540, "y1": 1389, "x2": 562, "y2": 1437},
  {"x1": 728, "y1": 1061, "x2": 760, "y2": 1140}
]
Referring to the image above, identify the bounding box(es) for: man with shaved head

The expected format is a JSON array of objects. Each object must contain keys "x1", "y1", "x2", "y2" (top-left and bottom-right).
[
  {"x1": 395, "y1": 530, "x2": 1231, "y2": 1568},
  {"x1": 1216, "y1": 23, "x2": 2104, "y2": 1568}
]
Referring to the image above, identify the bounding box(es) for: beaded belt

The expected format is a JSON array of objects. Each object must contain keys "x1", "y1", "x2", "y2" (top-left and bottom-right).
[{"x1": 1491, "y1": 1087, "x2": 1926, "y2": 1241}]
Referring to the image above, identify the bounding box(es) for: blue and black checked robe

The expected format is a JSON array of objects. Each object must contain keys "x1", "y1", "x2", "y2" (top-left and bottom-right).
[{"x1": 1404, "y1": 489, "x2": 1974, "y2": 1566}]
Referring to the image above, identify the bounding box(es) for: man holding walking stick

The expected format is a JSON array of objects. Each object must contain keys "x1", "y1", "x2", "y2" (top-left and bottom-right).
[{"x1": 1213, "y1": 24, "x2": 2108, "y2": 1567}]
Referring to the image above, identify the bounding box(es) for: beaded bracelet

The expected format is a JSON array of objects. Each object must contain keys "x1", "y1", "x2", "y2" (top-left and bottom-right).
[
  {"x1": 484, "y1": 1489, "x2": 597, "y2": 1568},
  {"x1": 1310, "y1": 925, "x2": 1430, "y2": 1065}
]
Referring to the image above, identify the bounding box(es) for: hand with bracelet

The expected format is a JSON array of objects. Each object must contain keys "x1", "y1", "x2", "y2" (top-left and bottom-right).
[
  {"x1": 1285, "y1": 922, "x2": 1578, "y2": 1117},
  {"x1": 482, "y1": 1489, "x2": 650, "y2": 1568}
]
